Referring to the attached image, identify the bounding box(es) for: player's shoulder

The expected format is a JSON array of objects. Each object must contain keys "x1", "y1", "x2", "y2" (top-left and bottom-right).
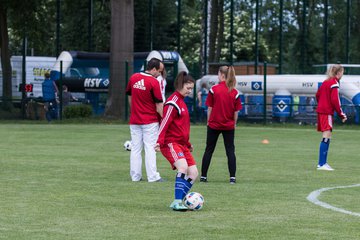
[
  {"x1": 166, "y1": 92, "x2": 180, "y2": 104},
  {"x1": 139, "y1": 72, "x2": 156, "y2": 80},
  {"x1": 129, "y1": 72, "x2": 141, "y2": 82},
  {"x1": 327, "y1": 78, "x2": 339, "y2": 88},
  {"x1": 165, "y1": 94, "x2": 182, "y2": 114},
  {"x1": 209, "y1": 84, "x2": 219, "y2": 94},
  {"x1": 233, "y1": 88, "x2": 241, "y2": 99}
]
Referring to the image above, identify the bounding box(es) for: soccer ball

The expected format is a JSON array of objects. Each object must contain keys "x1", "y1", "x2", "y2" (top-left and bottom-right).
[
  {"x1": 183, "y1": 192, "x2": 204, "y2": 210},
  {"x1": 123, "y1": 140, "x2": 132, "y2": 151}
]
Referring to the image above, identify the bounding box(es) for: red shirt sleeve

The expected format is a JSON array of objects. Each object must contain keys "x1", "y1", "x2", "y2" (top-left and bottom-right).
[
  {"x1": 205, "y1": 89, "x2": 214, "y2": 107},
  {"x1": 330, "y1": 87, "x2": 346, "y2": 119},
  {"x1": 151, "y1": 79, "x2": 163, "y2": 103},
  {"x1": 157, "y1": 104, "x2": 177, "y2": 146},
  {"x1": 126, "y1": 77, "x2": 132, "y2": 95},
  {"x1": 235, "y1": 95, "x2": 242, "y2": 111}
]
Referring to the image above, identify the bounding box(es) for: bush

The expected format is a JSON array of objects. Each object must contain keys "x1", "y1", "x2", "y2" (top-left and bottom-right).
[{"x1": 63, "y1": 104, "x2": 93, "y2": 119}]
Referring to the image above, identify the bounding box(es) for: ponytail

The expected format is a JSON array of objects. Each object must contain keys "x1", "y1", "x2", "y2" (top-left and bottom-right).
[
  {"x1": 226, "y1": 66, "x2": 236, "y2": 91},
  {"x1": 219, "y1": 65, "x2": 237, "y2": 91},
  {"x1": 326, "y1": 64, "x2": 344, "y2": 79}
]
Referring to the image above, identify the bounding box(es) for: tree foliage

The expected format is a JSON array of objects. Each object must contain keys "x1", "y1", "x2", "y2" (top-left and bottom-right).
[
  {"x1": 2, "y1": 0, "x2": 360, "y2": 115},
  {"x1": 3, "y1": 0, "x2": 360, "y2": 73}
]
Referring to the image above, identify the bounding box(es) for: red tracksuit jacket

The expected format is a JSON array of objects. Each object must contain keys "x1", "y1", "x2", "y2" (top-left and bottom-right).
[
  {"x1": 316, "y1": 77, "x2": 346, "y2": 119},
  {"x1": 157, "y1": 91, "x2": 191, "y2": 148}
]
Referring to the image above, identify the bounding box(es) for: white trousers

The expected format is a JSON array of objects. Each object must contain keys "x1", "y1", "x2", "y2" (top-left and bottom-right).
[{"x1": 130, "y1": 123, "x2": 161, "y2": 182}]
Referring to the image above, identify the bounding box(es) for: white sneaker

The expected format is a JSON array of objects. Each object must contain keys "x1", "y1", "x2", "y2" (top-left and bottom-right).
[
  {"x1": 317, "y1": 163, "x2": 334, "y2": 171},
  {"x1": 169, "y1": 199, "x2": 182, "y2": 208}
]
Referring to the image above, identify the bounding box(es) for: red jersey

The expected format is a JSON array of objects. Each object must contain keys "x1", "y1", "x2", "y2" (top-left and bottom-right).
[
  {"x1": 126, "y1": 72, "x2": 163, "y2": 124},
  {"x1": 157, "y1": 91, "x2": 191, "y2": 148},
  {"x1": 206, "y1": 81, "x2": 242, "y2": 130},
  {"x1": 316, "y1": 77, "x2": 346, "y2": 119}
]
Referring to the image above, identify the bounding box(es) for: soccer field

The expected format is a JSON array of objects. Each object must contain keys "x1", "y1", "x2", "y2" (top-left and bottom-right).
[{"x1": 0, "y1": 123, "x2": 359, "y2": 239}]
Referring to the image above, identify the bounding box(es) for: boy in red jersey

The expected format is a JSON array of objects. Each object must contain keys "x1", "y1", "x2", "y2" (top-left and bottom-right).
[
  {"x1": 126, "y1": 58, "x2": 164, "y2": 182},
  {"x1": 200, "y1": 66, "x2": 242, "y2": 184},
  {"x1": 316, "y1": 64, "x2": 347, "y2": 171},
  {"x1": 155, "y1": 71, "x2": 198, "y2": 211}
]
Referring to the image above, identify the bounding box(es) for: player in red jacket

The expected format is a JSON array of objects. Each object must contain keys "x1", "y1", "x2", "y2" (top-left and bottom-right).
[
  {"x1": 155, "y1": 71, "x2": 198, "y2": 211},
  {"x1": 315, "y1": 64, "x2": 347, "y2": 171},
  {"x1": 200, "y1": 66, "x2": 242, "y2": 184}
]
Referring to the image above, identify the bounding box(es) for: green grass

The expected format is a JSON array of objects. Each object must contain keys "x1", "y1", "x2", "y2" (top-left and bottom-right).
[{"x1": 0, "y1": 123, "x2": 359, "y2": 239}]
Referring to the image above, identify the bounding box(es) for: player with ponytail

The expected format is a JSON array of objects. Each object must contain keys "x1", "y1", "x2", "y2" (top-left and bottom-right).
[
  {"x1": 200, "y1": 66, "x2": 242, "y2": 184},
  {"x1": 315, "y1": 64, "x2": 347, "y2": 171},
  {"x1": 155, "y1": 71, "x2": 198, "y2": 211}
]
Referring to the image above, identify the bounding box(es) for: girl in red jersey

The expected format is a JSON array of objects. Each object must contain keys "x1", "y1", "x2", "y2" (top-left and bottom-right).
[
  {"x1": 316, "y1": 64, "x2": 347, "y2": 171},
  {"x1": 155, "y1": 71, "x2": 198, "y2": 211},
  {"x1": 200, "y1": 66, "x2": 242, "y2": 184}
]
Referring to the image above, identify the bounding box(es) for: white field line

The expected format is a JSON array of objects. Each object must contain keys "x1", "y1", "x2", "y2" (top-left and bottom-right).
[{"x1": 307, "y1": 184, "x2": 360, "y2": 217}]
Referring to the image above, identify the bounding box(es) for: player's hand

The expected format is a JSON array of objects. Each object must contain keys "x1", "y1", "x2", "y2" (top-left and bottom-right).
[
  {"x1": 154, "y1": 143, "x2": 160, "y2": 152},
  {"x1": 189, "y1": 145, "x2": 194, "y2": 152},
  {"x1": 342, "y1": 116, "x2": 347, "y2": 123}
]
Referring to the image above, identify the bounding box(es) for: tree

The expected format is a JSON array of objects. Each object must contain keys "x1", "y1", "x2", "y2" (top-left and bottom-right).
[
  {"x1": 61, "y1": 0, "x2": 110, "y2": 53},
  {"x1": 133, "y1": 0, "x2": 177, "y2": 52},
  {"x1": 104, "y1": 0, "x2": 133, "y2": 119},
  {"x1": 208, "y1": 0, "x2": 219, "y2": 63},
  {"x1": 180, "y1": 1, "x2": 202, "y2": 68},
  {"x1": 8, "y1": 0, "x2": 56, "y2": 56},
  {"x1": 1, "y1": 0, "x2": 54, "y2": 110},
  {"x1": 0, "y1": 2, "x2": 12, "y2": 108}
]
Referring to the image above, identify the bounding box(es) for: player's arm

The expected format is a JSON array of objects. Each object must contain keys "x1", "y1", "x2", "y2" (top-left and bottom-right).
[
  {"x1": 234, "y1": 111, "x2": 239, "y2": 128},
  {"x1": 207, "y1": 107, "x2": 212, "y2": 125},
  {"x1": 156, "y1": 102, "x2": 163, "y2": 118},
  {"x1": 53, "y1": 81, "x2": 59, "y2": 94},
  {"x1": 315, "y1": 89, "x2": 320, "y2": 103},
  {"x1": 151, "y1": 79, "x2": 164, "y2": 117},
  {"x1": 128, "y1": 96, "x2": 132, "y2": 109},
  {"x1": 126, "y1": 79, "x2": 132, "y2": 110},
  {"x1": 197, "y1": 91, "x2": 202, "y2": 107},
  {"x1": 234, "y1": 91, "x2": 242, "y2": 127},
  {"x1": 205, "y1": 88, "x2": 214, "y2": 125},
  {"x1": 156, "y1": 103, "x2": 177, "y2": 150},
  {"x1": 330, "y1": 87, "x2": 347, "y2": 122},
  {"x1": 188, "y1": 143, "x2": 194, "y2": 152}
]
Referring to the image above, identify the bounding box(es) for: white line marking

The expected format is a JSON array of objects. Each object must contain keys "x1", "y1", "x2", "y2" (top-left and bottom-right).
[{"x1": 307, "y1": 184, "x2": 360, "y2": 217}]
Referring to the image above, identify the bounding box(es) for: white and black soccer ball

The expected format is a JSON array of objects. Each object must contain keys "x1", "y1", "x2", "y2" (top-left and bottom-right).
[
  {"x1": 183, "y1": 192, "x2": 204, "y2": 210},
  {"x1": 123, "y1": 140, "x2": 132, "y2": 151}
]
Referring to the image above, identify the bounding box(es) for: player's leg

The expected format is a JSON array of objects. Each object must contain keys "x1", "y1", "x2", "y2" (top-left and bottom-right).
[
  {"x1": 222, "y1": 129, "x2": 237, "y2": 183},
  {"x1": 130, "y1": 124, "x2": 144, "y2": 181},
  {"x1": 200, "y1": 126, "x2": 221, "y2": 181},
  {"x1": 187, "y1": 165, "x2": 198, "y2": 182},
  {"x1": 179, "y1": 150, "x2": 198, "y2": 198},
  {"x1": 160, "y1": 143, "x2": 188, "y2": 210},
  {"x1": 181, "y1": 165, "x2": 198, "y2": 196},
  {"x1": 170, "y1": 158, "x2": 190, "y2": 210},
  {"x1": 44, "y1": 102, "x2": 51, "y2": 122},
  {"x1": 52, "y1": 101, "x2": 59, "y2": 120},
  {"x1": 317, "y1": 114, "x2": 333, "y2": 170},
  {"x1": 318, "y1": 130, "x2": 332, "y2": 168},
  {"x1": 143, "y1": 122, "x2": 162, "y2": 182}
]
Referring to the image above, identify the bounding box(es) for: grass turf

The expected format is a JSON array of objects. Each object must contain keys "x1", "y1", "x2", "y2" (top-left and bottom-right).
[{"x1": 0, "y1": 123, "x2": 359, "y2": 239}]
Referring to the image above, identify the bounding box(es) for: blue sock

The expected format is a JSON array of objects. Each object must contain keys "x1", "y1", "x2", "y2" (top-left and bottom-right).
[
  {"x1": 174, "y1": 173, "x2": 194, "y2": 200},
  {"x1": 318, "y1": 138, "x2": 330, "y2": 166}
]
